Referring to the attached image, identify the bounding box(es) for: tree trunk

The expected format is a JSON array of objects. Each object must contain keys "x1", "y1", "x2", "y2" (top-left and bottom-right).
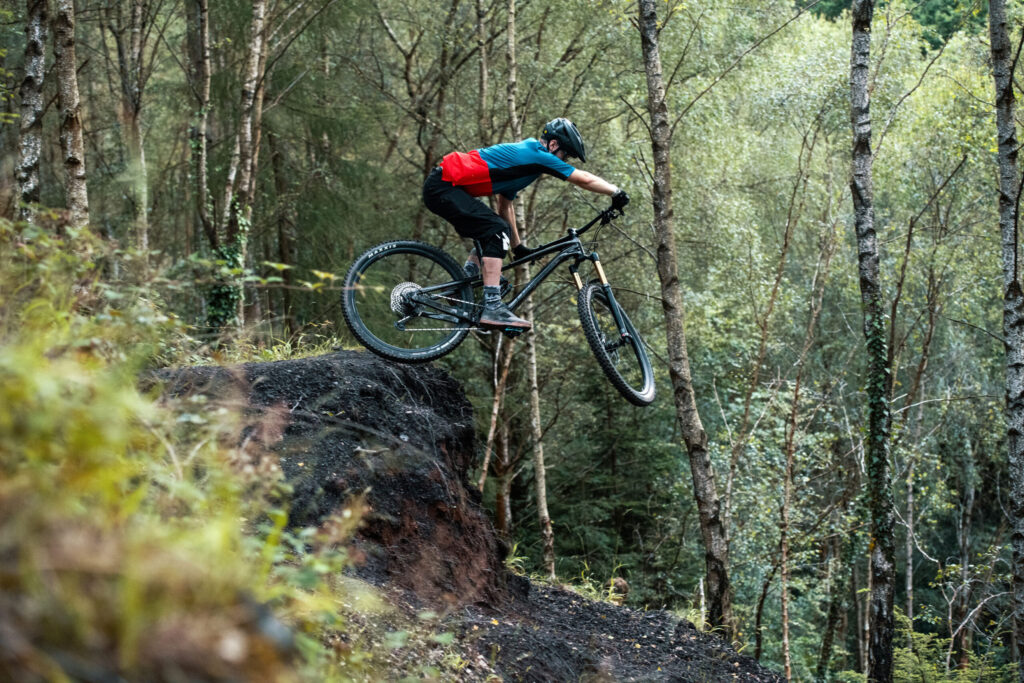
[
  {"x1": 105, "y1": 0, "x2": 152, "y2": 261},
  {"x1": 242, "y1": 34, "x2": 269, "y2": 329},
  {"x1": 850, "y1": 2, "x2": 895, "y2": 679},
  {"x1": 638, "y1": 0, "x2": 731, "y2": 635},
  {"x1": 640, "y1": 0, "x2": 727, "y2": 616},
  {"x1": 223, "y1": 0, "x2": 265, "y2": 243},
  {"x1": 478, "y1": 337, "x2": 514, "y2": 492},
  {"x1": 269, "y1": 132, "x2": 297, "y2": 337},
  {"x1": 906, "y1": 457, "x2": 915, "y2": 647},
  {"x1": 53, "y1": 0, "x2": 89, "y2": 228},
  {"x1": 988, "y1": 4, "x2": 1024, "y2": 680},
  {"x1": 18, "y1": 0, "x2": 48, "y2": 221},
  {"x1": 494, "y1": 424, "x2": 513, "y2": 537},
  {"x1": 754, "y1": 562, "x2": 778, "y2": 661},
  {"x1": 476, "y1": 0, "x2": 488, "y2": 144},
  {"x1": 780, "y1": 435, "x2": 794, "y2": 680},
  {"x1": 208, "y1": 0, "x2": 266, "y2": 331},
  {"x1": 725, "y1": 125, "x2": 816, "y2": 543},
  {"x1": 186, "y1": 0, "x2": 215, "y2": 249},
  {"x1": 506, "y1": 0, "x2": 555, "y2": 580},
  {"x1": 816, "y1": 537, "x2": 846, "y2": 681},
  {"x1": 954, "y1": 443, "x2": 976, "y2": 670}
]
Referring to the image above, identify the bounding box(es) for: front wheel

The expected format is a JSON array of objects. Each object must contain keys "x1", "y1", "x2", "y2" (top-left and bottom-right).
[
  {"x1": 342, "y1": 241, "x2": 474, "y2": 363},
  {"x1": 578, "y1": 281, "x2": 656, "y2": 406}
]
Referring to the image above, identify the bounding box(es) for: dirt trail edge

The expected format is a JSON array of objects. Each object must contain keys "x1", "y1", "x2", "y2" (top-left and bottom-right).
[{"x1": 157, "y1": 351, "x2": 782, "y2": 682}]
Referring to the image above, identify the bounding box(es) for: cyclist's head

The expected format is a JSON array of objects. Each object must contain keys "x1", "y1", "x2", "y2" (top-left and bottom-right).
[{"x1": 541, "y1": 118, "x2": 586, "y2": 162}]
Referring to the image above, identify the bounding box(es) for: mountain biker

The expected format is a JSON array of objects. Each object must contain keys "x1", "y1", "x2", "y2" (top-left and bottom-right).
[{"x1": 422, "y1": 117, "x2": 629, "y2": 330}]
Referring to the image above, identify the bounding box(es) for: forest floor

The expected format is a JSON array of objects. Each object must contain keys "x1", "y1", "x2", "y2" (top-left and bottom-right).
[{"x1": 158, "y1": 350, "x2": 782, "y2": 682}]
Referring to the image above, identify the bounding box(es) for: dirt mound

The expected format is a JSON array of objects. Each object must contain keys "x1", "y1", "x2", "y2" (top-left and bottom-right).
[
  {"x1": 156, "y1": 350, "x2": 508, "y2": 608},
  {"x1": 157, "y1": 351, "x2": 781, "y2": 681}
]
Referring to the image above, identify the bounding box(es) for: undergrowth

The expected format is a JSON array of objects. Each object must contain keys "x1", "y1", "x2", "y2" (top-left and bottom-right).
[{"x1": 0, "y1": 218, "x2": 464, "y2": 681}]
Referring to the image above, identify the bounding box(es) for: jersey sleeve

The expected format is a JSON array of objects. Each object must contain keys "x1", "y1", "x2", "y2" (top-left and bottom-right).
[{"x1": 532, "y1": 149, "x2": 575, "y2": 179}]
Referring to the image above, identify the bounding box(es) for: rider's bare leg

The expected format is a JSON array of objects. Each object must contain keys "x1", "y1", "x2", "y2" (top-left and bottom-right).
[{"x1": 481, "y1": 256, "x2": 502, "y2": 288}]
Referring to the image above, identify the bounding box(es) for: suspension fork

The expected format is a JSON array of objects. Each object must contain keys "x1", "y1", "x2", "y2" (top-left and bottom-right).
[{"x1": 587, "y1": 252, "x2": 632, "y2": 343}]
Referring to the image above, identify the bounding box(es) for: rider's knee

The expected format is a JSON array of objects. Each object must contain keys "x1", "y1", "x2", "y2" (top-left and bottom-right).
[{"x1": 480, "y1": 229, "x2": 510, "y2": 259}]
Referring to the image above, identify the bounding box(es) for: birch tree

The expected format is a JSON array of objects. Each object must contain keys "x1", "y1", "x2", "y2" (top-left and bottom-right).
[
  {"x1": 185, "y1": 0, "x2": 214, "y2": 249},
  {"x1": 849, "y1": 1, "x2": 895, "y2": 679},
  {"x1": 17, "y1": 0, "x2": 47, "y2": 221},
  {"x1": 52, "y1": 0, "x2": 89, "y2": 228},
  {"x1": 988, "y1": 2, "x2": 1024, "y2": 679}
]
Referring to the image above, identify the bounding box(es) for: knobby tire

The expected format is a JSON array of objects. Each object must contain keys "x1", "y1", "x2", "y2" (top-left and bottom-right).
[
  {"x1": 577, "y1": 281, "x2": 656, "y2": 406},
  {"x1": 342, "y1": 241, "x2": 473, "y2": 363}
]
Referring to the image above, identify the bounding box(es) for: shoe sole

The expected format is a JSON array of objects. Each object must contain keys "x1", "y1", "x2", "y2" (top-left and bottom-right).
[{"x1": 479, "y1": 320, "x2": 531, "y2": 330}]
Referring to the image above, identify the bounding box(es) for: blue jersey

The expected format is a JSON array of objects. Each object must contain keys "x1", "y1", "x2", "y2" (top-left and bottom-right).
[{"x1": 440, "y1": 138, "x2": 576, "y2": 199}]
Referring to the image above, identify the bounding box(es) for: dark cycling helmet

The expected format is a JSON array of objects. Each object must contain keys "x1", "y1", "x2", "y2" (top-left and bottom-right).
[{"x1": 541, "y1": 117, "x2": 587, "y2": 162}]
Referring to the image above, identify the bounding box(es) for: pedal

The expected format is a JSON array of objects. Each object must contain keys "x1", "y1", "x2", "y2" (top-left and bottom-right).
[{"x1": 501, "y1": 328, "x2": 526, "y2": 339}]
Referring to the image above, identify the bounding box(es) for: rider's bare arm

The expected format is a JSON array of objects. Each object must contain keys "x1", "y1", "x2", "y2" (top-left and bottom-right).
[
  {"x1": 567, "y1": 169, "x2": 619, "y2": 196},
  {"x1": 496, "y1": 194, "x2": 523, "y2": 248}
]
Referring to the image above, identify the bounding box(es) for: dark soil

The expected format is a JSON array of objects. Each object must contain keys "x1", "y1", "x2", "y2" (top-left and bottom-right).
[
  {"x1": 464, "y1": 584, "x2": 782, "y2": 681},
  {"x1": 156, "y1": 350, "x2": 782, "y2": 682}
]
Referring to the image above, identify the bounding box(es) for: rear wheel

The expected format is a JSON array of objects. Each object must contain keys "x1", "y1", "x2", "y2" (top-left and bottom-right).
[
  {"x1": 578, "y1": 281, "x2": 656, "y2": 406},
  {"x1": 342, "y1": 241, "x2": 474, "y2": 363}
]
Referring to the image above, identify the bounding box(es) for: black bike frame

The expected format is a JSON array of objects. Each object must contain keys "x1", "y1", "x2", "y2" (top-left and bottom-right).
[{"x1": 413, "y1": 205, "x2": 632, "y2": 337}]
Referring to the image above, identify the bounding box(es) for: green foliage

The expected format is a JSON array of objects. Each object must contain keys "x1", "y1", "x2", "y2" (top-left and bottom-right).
[
  {"x1": 799, "y1": 0, "x2": 988, "y2": 47},
  {"x1": 887, "y1": 610, "x2": 1017, "y2": 681},
  {"x1": 0, "y1": 217, "x2": 464, "y2": 680}
]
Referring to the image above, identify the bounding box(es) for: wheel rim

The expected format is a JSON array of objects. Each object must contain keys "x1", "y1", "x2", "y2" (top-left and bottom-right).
[
  {"x1": 347, "y1": 249, "x2": 471, "y2": 355},
  {"x1": 588, "y1": 292, "x2": 651, "y2": 396}
]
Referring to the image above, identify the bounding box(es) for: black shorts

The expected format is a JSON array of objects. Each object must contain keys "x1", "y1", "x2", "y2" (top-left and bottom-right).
[{"x1": 422, "y1": 167, "x2": 510, "y2": 246}]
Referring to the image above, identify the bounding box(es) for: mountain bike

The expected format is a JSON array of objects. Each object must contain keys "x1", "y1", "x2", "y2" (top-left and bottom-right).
[{"x1": 341, "y1": 204, "x2": 656, "y2": 407}]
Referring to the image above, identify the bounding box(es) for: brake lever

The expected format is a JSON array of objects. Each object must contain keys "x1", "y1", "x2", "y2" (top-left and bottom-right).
[{"x1": 601, "y1": 207, "x2": 622, "y2": 224}]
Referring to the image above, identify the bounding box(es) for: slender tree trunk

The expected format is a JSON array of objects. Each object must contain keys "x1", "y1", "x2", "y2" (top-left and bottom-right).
[
  {"x1": 494, "y1": 425, "x2": 513, "y2": 537},
  {"x1": 754, "y1": 562, "x2": 778, "y2": 661},
  {"x1": 224, "y1": 0, "x2": 265, "y2": 242},
  {"x1": 638, "y1": 0, "x2": 731, "y2": 635},
  {"x1": 208, "y1": 0, "x2": 265, "y2": 331},
  {"x1": 506, "y1": 0, "x2": 555, "y2": 580},
  {"x1": 476, "y1": 0, "x2": 488, "y2": 144},
  {"x1": 105, "y1": 0, "x2": 151, "y2": 260},
  {"x1": 242, "y1": 36, "x2": 269, "y2": 328},
  {"x1": 989, "y1": 4, "x2": 1024, "y2": 680},
  {"x1": 817, "y1": 537, "x2": 845, "y2": 681},
  {"x1": 780, "y1": 436, "x2": 794, "y2": 680},
  {"x1": 781, "y1": 215, "x2": 834, "y2": 681},
  {"x1": 852, "y1": 560, "x2": 866, "y2": 673},
  {"x1": 863, "y1": 558, "x2": 873, "y2": 673},
  {"x1": 269, "y1": 132, "x2": 297, "y2": 336},
  {"x1": 18, "y1": 0, "x2": 48, "y2": 221},
  {"x1": 725, "y1": 126, "x2": 816, "y2": 541},
  {"x1": 53, "y1": 0, "x2": 89, "y2": 228},
  {"x1": 954, "y1": 445, "x2": 976, "y2": 670},
  {"x1": 186, "y1": 0, "x2": 215, "y2": 248},
  {"x1": 479, "y1": 337, "x2": 514, "y2": 492},
  {"x1": 906, "y1": 456, "x2": 915, "y2": 643},
  {"x1": 850, "y1": 2, "x2": 894, "y2": 679}
]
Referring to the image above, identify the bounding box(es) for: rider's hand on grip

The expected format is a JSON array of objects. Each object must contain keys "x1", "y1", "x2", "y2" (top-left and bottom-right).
[{"x1": 611, "y1": 189, "x2": 630, "y2": 210}]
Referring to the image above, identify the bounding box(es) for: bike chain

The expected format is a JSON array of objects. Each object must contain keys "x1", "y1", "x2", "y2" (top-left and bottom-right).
[{"x1": 401, "y1": 292, "x2": 483, "y2": 332}]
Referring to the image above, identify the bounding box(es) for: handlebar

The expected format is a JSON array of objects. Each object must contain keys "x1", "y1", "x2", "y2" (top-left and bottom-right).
[{"x1": 575, "y1": 204, "x2": 624, "y2": 237}]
